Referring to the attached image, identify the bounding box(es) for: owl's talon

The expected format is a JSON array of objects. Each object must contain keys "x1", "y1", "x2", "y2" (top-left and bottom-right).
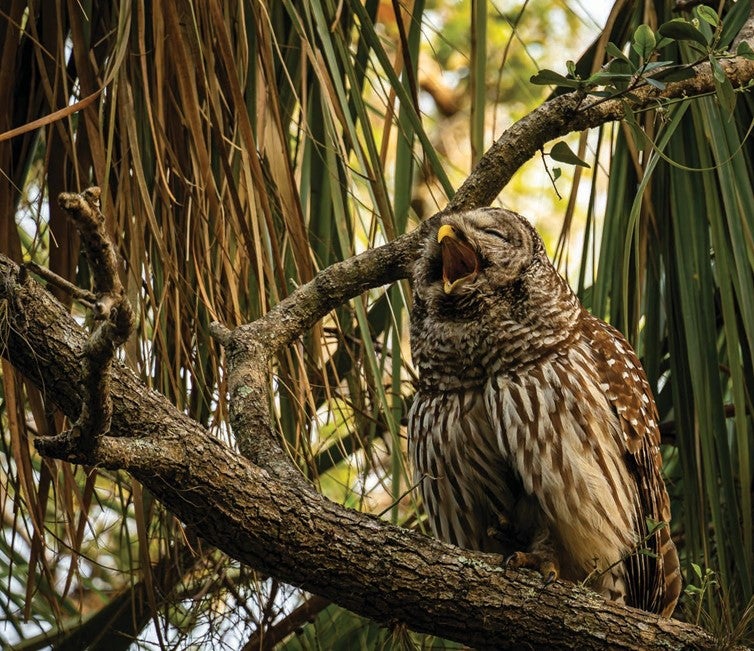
[
  {"x1": 504, "y1": 551, "x2": 526, "y2": 570},
  {"x1": 541, "y1": 562, "x2": 558, "y2": 586},
  {"x1": 504, "y1": 551, "x2": 559, "y2": 586}
]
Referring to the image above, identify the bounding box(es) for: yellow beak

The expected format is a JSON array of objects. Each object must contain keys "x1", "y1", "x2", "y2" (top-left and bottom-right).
[{"x1": 437, "y1": 224, "x2": 457, "y2": 244}]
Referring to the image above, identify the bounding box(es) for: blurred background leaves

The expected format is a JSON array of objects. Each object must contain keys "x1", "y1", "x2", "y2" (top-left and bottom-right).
[{"x1": 0, "y1": 0, "x2": 752, "y2": 648}]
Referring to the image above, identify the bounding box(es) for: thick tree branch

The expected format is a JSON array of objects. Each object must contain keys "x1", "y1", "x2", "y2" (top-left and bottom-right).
[{"x1": 0, "y1": 254, "x2": 720, "y2": 649}]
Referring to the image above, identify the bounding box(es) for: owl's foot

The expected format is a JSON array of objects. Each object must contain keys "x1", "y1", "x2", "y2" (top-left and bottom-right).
[
  {"x1": 486, "y1": 514, "x2": 516, "y2": 545},
  {"x1": 505, "y1": 551, "x2": 559, "y2": 586}
]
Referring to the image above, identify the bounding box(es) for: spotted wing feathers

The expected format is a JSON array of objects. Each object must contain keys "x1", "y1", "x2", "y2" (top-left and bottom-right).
[{"x1": 585, "y1": 317, "x2": 681, "y2": 616}]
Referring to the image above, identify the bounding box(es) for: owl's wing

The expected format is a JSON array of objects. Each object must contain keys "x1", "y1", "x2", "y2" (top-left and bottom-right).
[{"x1": 586, "y1": 317, "x2": 681, "y2": 616}]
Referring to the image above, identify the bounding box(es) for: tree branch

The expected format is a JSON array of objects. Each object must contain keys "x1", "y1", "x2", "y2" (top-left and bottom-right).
[
  {"x1": 34, "y1": 187, "x2": 134, "y2": 461},
  {"x1": 0, "y1": 253, "x2": 720, "y2": 649}
]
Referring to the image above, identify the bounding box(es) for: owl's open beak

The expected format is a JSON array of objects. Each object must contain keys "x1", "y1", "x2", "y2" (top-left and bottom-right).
[{"x1": 437, "y1": 225, "x2": 479, "y2": 293}]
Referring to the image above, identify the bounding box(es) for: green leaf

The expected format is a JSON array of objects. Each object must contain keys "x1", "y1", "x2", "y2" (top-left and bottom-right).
[
  {"x1": 713, "y1": 72, "x2": 736, "y2": 116},
  {"x1": 696, "y1": 5, "x2": 719, "y2": 27},
  {"x1": 645, "y1": 77, "x2": 666, "y2": 90},
  {"x1": 605, "y1": 59, "x2": 633, "y2": 91},
  {"x1": 658, "y1": 19, "x2": 709, "y2": 46},
  {"x1": 566, "y1": 59, "x2": 577, "y2": 76},
  {"x1": 530, "y1": 69, "x2": 581, "y2": 87},
  {"x1": 696, "y1": 16, "x2": 714, "y2": 44},
  {"x1": 552, "y1": 167, "x2": 561, "y2": 181},
  {"x1": 584, "y1": 71, "x2": 631, "y2": 87},
  {"x1": 606, "y1": 41, "x2": 630, "y2": 64},
  {"x1": 710, "y1": 55, "x2": 735, "y2": 116},
  {"x1": 720, "y1": 0, "x2": 753, "y2": 47},
  {"x1": 632, "y1": 24, "x2": 656, "y2": 60},
  {"x1": 645, "y1": 517, "x2": 666, "y2": 534},
  {"x1": 642, "y1": 60, "x2": 674, "y2": 71},
  {"x1": 710, "y1": 55, "x2": 726, "y2": 83},
  {"x1": 549, "y1": 141, "x2": 590, "y2": 168},
  {"x1": 737, "y1": 41, "x2": 754, "y2": 60}
]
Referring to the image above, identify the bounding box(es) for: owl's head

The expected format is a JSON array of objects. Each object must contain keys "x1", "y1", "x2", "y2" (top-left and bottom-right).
[
  {"x1": 415, "y1": 207, "x2": 550, "y2": 309},
  {"x1": 411, "y1": 207, "x2": 579, "y2": 377}
]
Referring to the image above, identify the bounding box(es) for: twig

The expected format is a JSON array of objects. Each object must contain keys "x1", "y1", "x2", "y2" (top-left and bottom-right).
[
  {"x1": 35, "y1": 187, "x2": 134, "y2": 462},
  {"x1": 25, "y1": 261, "x2": 97, "y2": 307},
  {"x1": 539, "y1": 147, "x2": 563, "y2": 200},
  {"x1": 242, "y1": 595, "x2": 331, "y2": 651}
]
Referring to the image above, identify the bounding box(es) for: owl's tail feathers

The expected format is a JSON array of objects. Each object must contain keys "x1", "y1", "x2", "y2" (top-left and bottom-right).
[{"x1": 659, "y1": 526, "x2": 682, "y2": 617}]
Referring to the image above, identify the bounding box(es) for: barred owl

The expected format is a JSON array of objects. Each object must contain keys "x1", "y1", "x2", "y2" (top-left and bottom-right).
[{"x1": 408, "y1": 207, "x2": 681, "y2": 616}]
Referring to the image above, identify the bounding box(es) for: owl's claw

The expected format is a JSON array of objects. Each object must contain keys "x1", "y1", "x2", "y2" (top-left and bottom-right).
[
  {"x1": 505, "y1": 551, "x2": 559, "y2": 587},
  {"x1": 541, "y1": 562, "x2": 558, "y2": 586},
  {"x1": 486, "y1": 514, "x2": 516, "y2": 545}
]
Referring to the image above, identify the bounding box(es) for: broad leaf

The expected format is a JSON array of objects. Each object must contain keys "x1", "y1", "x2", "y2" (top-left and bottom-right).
[
  {"x1": 658, "y1": 19, "x2": 709, "y2": 46},
  {"x1": 696, "y1": 5, "x2": 719, "y2": 27},
  {"x1": 530, "y1": 69, "x2": 581, "y2": 87},
  {"x1": 549, "y1": 141, "x2": 590, "y2": 168},
  {"x1": 606, "y1": 41, "x2": 631, "y2": 64},
  {"x1": 632, "y1": 24, "x2": 656, "y2": 60}
]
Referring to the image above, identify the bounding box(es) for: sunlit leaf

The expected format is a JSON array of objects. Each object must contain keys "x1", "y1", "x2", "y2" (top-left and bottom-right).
[
  {"x1": 530, "y1": 68, "x2": 580, "y2": 87},
  {"x1": 632, "y1": 24, "x2": 656, "y2": 60},
  {"x1": 645, "y1": 77, "x2": 666, "y2": 90},
  {"x1": 696, "y1": 5, "x2": 719, "y2": 27},
  {"x1": 606, "y1": 41, "x2": 631, "y2": 64},
  {"x1": 549, "y1": 141, "x2": 590, "y2": 168}
]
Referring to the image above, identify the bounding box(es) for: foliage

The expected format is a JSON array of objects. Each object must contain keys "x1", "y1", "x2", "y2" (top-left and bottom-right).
[{"x1": 0, "y1": 0, "x2": 752, "y2": 648}]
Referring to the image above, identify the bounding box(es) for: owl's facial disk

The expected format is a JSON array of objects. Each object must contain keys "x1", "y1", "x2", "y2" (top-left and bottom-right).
[{"x1": 438, "y1": 224, "x2": 479, "y2": 293}]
